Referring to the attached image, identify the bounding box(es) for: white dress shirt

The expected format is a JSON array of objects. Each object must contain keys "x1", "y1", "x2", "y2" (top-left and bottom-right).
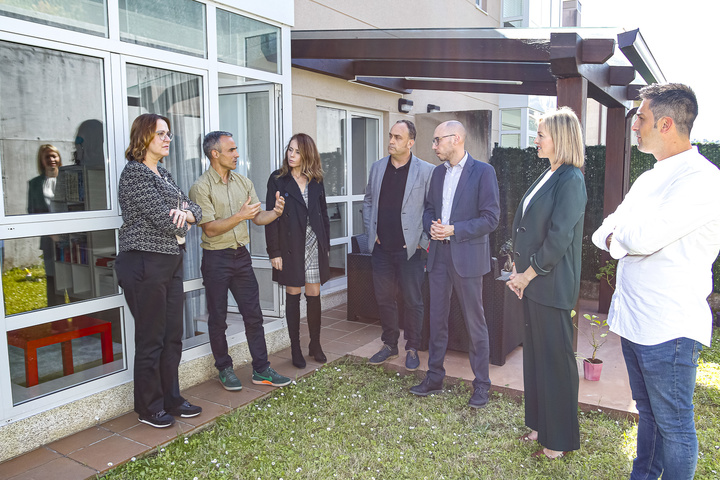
[
  {"x1": 441, "y1": 152, "x2": 468, "y2": 225},
  {"x1": 592, "y1": 146, "x2": 720, "y2": 346},
  {"x1": 522, "y1": 168, "x2": 554, "y2": 217}
]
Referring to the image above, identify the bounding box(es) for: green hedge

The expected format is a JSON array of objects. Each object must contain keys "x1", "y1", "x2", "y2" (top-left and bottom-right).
[{"x1": 490, "y1": 144, "x2": 720, "y2": 292}]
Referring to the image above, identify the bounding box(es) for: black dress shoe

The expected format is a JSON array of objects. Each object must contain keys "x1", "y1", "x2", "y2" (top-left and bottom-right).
[
  {"x1": 409, "y1": 379, "x2": 443, "y2": 397},
  {"x1": 468, "y1": 387, "x2": 489, "y2": 409}
]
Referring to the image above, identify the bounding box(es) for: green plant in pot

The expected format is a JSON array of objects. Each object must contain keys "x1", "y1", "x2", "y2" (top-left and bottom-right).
[{"x1": 572, "y1": 310, "x2": 609, "y2": 381}]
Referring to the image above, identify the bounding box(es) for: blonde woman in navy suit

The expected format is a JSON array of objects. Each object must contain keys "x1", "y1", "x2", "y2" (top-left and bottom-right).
[
  {"x1": 266, "y1": 134, "x2": 331, "y2": 369},
  {"x1": 507, "y1": 107, "x2": 587, "y2": 459}
]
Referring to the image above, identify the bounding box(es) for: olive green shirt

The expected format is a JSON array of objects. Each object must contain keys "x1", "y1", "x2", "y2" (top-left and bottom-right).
[{"x1": 189, "y1": 166, "x2": 260, "y2": 250}]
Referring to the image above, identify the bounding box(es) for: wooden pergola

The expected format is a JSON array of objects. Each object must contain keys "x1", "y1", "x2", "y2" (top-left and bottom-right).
[{"x1": 291, "y1": 27, "x2": 665, "y2": 311}]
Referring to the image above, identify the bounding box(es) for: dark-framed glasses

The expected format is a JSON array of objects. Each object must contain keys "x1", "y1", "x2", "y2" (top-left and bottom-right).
[{"x1": 432, "y1": 134, "x2": 455, "y2": 145}]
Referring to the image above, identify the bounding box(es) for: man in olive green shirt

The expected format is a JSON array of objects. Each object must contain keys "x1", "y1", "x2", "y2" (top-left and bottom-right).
[{"x1": 189, "y1": 131, "x2": 291, "y2": 390}]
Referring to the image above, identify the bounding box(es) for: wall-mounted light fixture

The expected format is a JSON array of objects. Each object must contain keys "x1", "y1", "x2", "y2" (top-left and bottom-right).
[
  {"x1": 398, "y1": 98, "x2": 413, "y2": 113},
  {"x1": 427, "y1": 104, "x2": 441, "y2": 113}
]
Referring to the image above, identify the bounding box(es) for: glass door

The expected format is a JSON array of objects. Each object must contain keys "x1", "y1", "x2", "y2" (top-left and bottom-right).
[{"x1": 219, "y1": 84, "x2": 283, "y2": 317}]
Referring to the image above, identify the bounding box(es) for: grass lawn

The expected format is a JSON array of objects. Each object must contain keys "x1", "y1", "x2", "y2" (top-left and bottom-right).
[{"x1": 101, "y1": 328, "x2": 720, "y2": 480}]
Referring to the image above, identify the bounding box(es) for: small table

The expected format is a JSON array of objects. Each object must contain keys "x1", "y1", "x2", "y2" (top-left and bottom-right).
[{"x1": 7, "y1": 315, "x2": 114, "y2": 387}]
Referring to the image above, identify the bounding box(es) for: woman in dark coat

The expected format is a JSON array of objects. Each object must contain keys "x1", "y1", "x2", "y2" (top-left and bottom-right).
[
  {"x1": 506, "y1": 107, "x2": 587, "y2": 459},
  {"x1": 266, "y1": 133, "x2": 331, "y2": 368}
]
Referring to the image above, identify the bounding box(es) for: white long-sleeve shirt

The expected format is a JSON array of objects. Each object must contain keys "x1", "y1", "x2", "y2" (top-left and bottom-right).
[{"x1": 592, "y1": 146, "x2": 720, "y2": 346}]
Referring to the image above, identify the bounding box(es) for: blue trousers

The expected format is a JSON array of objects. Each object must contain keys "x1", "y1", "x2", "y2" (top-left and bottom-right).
[
  {"x1": 201, "y1": 247, "x2": 270, "y2": 373},
  {"x1": 622, "y1": 336, "x2": 701, "y2": 480},
  {"x1": 371, "y1": 244, "x2": 425, "y2": 351},
  {"x1": 426, "y1": 243, "x2": 489, "y2": 392}
]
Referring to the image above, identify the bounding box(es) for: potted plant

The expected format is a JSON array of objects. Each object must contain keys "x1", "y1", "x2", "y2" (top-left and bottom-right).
[{"x1": 572, "y1": 310, "x2": 609, "y2": 381}]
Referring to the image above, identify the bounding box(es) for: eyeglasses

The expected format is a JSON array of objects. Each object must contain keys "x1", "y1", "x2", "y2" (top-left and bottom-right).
[
  {"x1": 432, "y1": 134, "x2": 455, "y2": 145},
  {"x1": 156, "y1": 131, "x2": 174, "y2": 141}
]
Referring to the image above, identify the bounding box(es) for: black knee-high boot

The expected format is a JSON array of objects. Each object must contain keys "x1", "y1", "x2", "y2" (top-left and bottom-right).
[
  {"x1": 286, "y1": 292, "x2": 306, "y2": 368},
  {"x1": 306, "y1": 294, "x2": 327, "y2": 363}
]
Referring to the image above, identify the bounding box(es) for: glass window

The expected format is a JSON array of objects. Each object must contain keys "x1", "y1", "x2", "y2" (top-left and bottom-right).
[
  {"x1": 351, "y1": 116, "x2": 378, "y2": 195},
  {"x1": 529, "y1": 109, "x2": 540, "y2": 132},
  {"x1": 0, "y1": 0, "x2": 107, "y2": 37},
  {"x1": 2, "y1": 230, "x2": 119, "y2": 316},
  {"x1": 126, "y1": 64, "x2": 205, "y2": 281},
  {"x1": 7, "y1": 306, "x2": 125, "y2": 405},
  {"x1": 0, "y1": 41, "x2": 110, "y2": 217},
  {"x1": 501, "y1": 109, "x2": 522, "y2": 131},
  {"x1": 502, "y1": 0, "x2": 523, "y2": 17},
  {"x1": 216, "y1": 9, "x2": 281, "y2": 74},
  {"x1": 328, "y1": 202, "x2": 347, "y2": 239},
  {"x1": 501, "y1": 134, "x2": 521, "y2": 148},
  {"x1": 317, "y1": 107, "x2": 347, "y2": 197},
  {"x1": 352, "y1": 201, "x2": 365, "y2": 236},
  {"x1": 119, "y1": 0, "x2": 206, "y2": 58},
  {"x1": 329, "y1": 244, "x2": 346, "y2": 279}
]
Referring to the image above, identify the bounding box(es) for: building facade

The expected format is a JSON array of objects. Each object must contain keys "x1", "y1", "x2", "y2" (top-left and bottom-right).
[{"x1": 0, "y1": 0, "x2": 583, "y2": 461}]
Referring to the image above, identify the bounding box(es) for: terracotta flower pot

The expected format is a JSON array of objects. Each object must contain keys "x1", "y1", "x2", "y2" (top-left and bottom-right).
[{"x1": 583, "y1": 358, "x2": 603, "y2": 381}]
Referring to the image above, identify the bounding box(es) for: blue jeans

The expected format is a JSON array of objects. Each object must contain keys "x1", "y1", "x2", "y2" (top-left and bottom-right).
[
  {"x1": 201, "y1": 247, "x2": 270, "y2": 373},
  {"x1": 371, "y1": 244, "x2": 425, "y2": 351},
  {"x1": 621, "y1": 337, "x2": 701, "y2": 480}
]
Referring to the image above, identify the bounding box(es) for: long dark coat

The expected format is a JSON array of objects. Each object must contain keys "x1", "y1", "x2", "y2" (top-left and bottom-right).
[{"x1": 265, "y1": 170, "x2": 331, "y2": 287}]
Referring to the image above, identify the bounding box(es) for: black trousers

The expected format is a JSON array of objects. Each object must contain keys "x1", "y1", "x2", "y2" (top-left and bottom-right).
[
  {"x1": 115, "y1": 250, "x2": 185, "y2": 416},
  {"x1": 522, "y1": 298, "x2": 580, "y2": 452}
]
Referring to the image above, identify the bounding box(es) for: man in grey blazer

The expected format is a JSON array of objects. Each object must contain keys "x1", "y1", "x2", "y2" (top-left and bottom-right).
[
  {"x1": 363, "y1": 120, "x2": 434, "y2": 370},
  {"x1": 410, "y1": 120, "x2": 500, "y2": 408}
]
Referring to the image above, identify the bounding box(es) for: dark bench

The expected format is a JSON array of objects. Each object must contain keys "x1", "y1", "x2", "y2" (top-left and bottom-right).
[{"x1": 347, "y1": 234, "x2": 524, "y2": 366}]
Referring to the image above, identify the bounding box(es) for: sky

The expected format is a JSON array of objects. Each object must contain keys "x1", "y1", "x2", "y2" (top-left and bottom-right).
[{"x1": 580, "y1": 0, "x2": 719, "y2": 142}]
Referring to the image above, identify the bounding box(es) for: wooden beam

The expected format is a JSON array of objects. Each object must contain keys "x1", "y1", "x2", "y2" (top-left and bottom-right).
[
  {"x1": 403, "y1": 80, "x2": 557, "y2": 96},
  {"x1": 608, "y1": 65, "x2": 635, "y2": 86},
  {"x1": 351, "y1": 60, "x2": 555, "y2": 83},
  {"x1": 354, "y1": 77, "x2": 412, "y2": 94},
  {"x1": 292, "y1": 58, "x2": 354, "y2": 79},
  {"x1": 550, "y1": 32, "x2": 581, "y2": 77},
  {"x1": 556, "y1": 76, "x2": 588, "y2": 139},
  {"x1": 580, "y1": 38, "x2": 615, "y2": 64}
]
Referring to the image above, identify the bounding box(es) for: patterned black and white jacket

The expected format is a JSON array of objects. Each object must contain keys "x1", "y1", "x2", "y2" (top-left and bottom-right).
[{"x1": 118, "y1": 161, "x2": 202, "y2": 255}]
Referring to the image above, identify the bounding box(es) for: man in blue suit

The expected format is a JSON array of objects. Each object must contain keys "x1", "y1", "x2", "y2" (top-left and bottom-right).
[{"x1": 410, "y1": 120, "x2": 500, "y2": 409}]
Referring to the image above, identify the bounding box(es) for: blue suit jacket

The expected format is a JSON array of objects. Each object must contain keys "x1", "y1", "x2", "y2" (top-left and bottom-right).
[{"x1": 423, "y1": 154, "x2": 500, "y2": 277}]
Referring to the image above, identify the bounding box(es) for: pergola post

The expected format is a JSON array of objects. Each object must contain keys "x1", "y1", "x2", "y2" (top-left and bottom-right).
[
  {"x1": 556, "y1": 75, "x2": 587, "y2": 350},
  {"x1": 556, "y1": 76, "x2": 588, "y2": 139},
  {"x1": 598, "y1": 106, "x2": 633, "y2": 312}
]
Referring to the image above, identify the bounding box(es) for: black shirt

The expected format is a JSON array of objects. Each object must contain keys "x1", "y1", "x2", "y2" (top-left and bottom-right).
[{"x1": 376, "y1": 157, "x2": 410, "y2": 252}]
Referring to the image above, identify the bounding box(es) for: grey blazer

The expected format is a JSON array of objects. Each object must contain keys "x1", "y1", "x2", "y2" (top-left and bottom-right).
[{"x1": 363, "y1": 153, "x2": 434, "y2": 260}]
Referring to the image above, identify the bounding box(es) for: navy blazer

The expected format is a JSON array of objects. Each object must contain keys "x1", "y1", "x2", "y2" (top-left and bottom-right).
[
  {"x1": 265, "y1": 171, "x2": 331, "y2": 287},
  {"x1": 423, "y1": 154, "x2": 500, "y2": 278},
  {"x1": 511, "y1": 163, "x2": 587, "y2": 310}
]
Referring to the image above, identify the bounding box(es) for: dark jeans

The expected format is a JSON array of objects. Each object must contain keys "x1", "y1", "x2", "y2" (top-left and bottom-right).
[
  {"x1": 201, "y1": 247, "x2": 270, "y2": 373},
  {"x1": 115, "y1": 250, "x2": 185, "y2": 416},
  {"x1": 622, "y1": 337, "x2": 701, "y2": 480},
  {"x1": 371, "y1": 244, "x2": 425, "y2": 351}
]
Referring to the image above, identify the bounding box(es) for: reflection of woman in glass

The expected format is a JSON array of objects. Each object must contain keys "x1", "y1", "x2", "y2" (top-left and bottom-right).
[
  {"x1": 28, "y1": 144, "x2": 62, "y2": 305},
  {"x1": 265, "y1": 134, "x2": 331, "y2": 368},
  {"x1": 28, "y1": 144, "x2": 61, "y2": 214},
  {"x1": 114, "y1": 113, "x2": 203, "y2": 428}
]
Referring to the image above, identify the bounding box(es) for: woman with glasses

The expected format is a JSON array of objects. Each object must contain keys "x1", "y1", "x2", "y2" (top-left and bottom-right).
[
  {"x1": 265, "y1": 133, "x2": 331, "y2": 368},
  {"x1": 114, "y1": 113, "x2": 203, "y2": 428},
  {"x1": 506, "y1": 107, "x2": 587, "y2": 460}
]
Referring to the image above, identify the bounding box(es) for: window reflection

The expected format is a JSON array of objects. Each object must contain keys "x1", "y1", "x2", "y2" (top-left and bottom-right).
[
  {"x1": 2, "y1": 230, "x2": 118, "y2": 316},
  {"x1": 0, "y1": 0, "x2": 108, "y2": 37},
  {"x1": 7, "y1": 307, "x2": 125, "y2": 405},
  {"x1": 0, "y1": 41, "x2": 109, "y2": 216},
  {"x1": 216, "y1": 8, "x2": 281, "y2": 74},
  {"x1": 126, "y1": 64, "x2": 204, "y2": 281},
  {"x1": 328, "y1": 202, "x2": 347, "y2": 239},
  {"x1": 119, "y1": 0, "x2": 206, "y2": 58},
  {"x1": 317, "y1": 107, "x2": 346, "y2": 196}
]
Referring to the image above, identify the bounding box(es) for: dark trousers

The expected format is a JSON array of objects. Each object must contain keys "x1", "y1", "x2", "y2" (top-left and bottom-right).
[
  {"x1": 201, "y1": 247, "x2": 269, "y2": 373},
  {"x1": 522, "y1": 298, "x2": 580, "y2": 452},
  {"x1": 426, "y1": 243, "x2": 490, "y2": 391},
  {"x1": 371, "y1": 244, "x2": 425, "y2": 351},
  {"x1": 115, "y1": 250, "x2": 185, "y2": 416}
]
